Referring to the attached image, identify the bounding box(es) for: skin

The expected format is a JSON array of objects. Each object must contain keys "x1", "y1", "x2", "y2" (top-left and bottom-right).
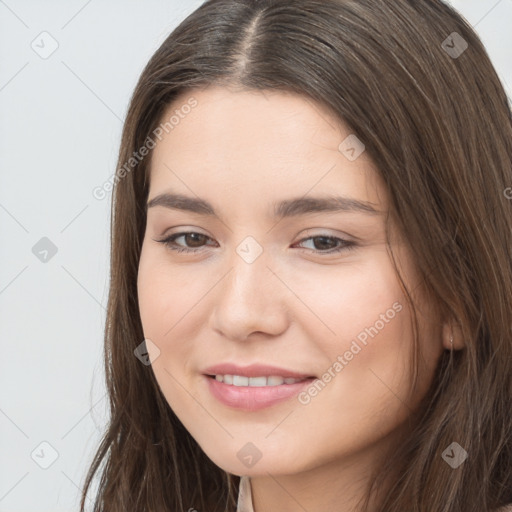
[{"x1": 137, "y1": 85, "x2": 453, "y2": 511}]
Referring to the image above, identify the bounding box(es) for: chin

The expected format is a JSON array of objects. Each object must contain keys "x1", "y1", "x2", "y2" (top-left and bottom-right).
[{"x1": 201, "y1": 443, "x2": 307, "y2": 476}]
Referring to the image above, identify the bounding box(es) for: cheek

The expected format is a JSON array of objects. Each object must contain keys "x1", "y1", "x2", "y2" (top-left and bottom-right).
[
  {"x1": 137, "y1": 254, "x2": 170, "y2": 339},
  {"x1": 289, "y1": 255, "x2": 417, "y2": 411},
  {"x1": 291, "y1": 254, "x2": 408, "y2": 355},
  {"x1": 137, "y1": 247, "x2": 217, "y2": 378},
  {"x1": 136, "y1": 251, "x2": 199, "y2": 406},
  {"x1": 137, "y1": 253, "x2": 180, "y2": 371},
  {"x1": 138, "y1": 249, "x2": 200, "y2": 337}
]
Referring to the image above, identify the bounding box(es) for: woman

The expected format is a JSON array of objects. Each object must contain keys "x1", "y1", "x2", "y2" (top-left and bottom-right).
[{"x1": 80, "y1": 0, "x2": 512, "y2": 510}]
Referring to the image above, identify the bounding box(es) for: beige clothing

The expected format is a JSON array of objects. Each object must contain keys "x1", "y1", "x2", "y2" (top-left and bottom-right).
[
  {"x1": 235, "y1": 475, "x2": 512, "y2": 512},
  {"x1": 235, "y1": 476, "x2": 254, "y2": 512}
]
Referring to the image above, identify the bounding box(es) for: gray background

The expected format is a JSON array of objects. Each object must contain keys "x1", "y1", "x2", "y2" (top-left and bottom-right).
[{"x1": 0, "y1": 1, "x2": 510, "y2": 510}]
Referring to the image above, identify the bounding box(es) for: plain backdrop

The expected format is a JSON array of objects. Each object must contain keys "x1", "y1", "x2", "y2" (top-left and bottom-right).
[{"x1": 0, "y1": 1, "x2": 511, "y2": 510}]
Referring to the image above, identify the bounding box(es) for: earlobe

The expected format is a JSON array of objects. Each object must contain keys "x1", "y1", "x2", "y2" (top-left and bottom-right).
[{"x1": 442, "y1": 321, "x2": 464, "y2": 351}]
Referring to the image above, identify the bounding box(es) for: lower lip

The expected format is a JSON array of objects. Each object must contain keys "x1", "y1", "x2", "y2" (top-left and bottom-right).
[{"x1": 204, "y1": 375, "x2": 315, "y2": 411}]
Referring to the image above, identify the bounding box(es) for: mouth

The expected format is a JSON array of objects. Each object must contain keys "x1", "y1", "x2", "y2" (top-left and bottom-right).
[
  {"x1": 203, "y1": 373, "x2": 317, "y2": 411},
  {"x1": 205, "y1": 374, "x2": 313, "y2": 387}
]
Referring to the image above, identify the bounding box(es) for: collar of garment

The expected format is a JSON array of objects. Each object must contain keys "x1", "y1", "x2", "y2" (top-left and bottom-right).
[{"x1": 236, "y1": 476, "x2": 254, "y2": 512}]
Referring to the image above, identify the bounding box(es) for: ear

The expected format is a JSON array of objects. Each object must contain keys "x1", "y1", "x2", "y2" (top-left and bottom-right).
[{"x1": 442, "y1": 321, "x2": 464, "y2": 350}]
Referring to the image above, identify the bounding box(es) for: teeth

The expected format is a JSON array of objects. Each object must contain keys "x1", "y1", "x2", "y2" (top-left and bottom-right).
[
  {"x1": 233, "y1": 375, "x2": 249, "y2": 386},
  {"x1": 213, "y1": 374, "x2": 307, "y2": 387},
  {"x1": 248, "y1": 376, "x2": 267, "y2": 387}
]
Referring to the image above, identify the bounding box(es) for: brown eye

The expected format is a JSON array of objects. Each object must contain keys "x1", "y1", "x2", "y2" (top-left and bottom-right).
[
  {"x1": 311, "y1": 236, "x2": 338, "y2": 251},
  {"x1": 183, "y1": 233, "x2": 208, "y2": 247},
  {"x1": 155, "y1": 232, "x2": 216, "y2": 253},
  {"x1": 294, "y1": 235, "x2": 356, "y2": 254}
]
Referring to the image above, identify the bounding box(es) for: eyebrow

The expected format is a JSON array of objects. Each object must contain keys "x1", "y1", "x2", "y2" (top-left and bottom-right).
[{"x1": 146, "y1": 192, "x2": 380, "y2": 218}]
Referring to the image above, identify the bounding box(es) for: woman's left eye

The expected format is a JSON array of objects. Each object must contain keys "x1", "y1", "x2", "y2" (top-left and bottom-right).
[
  {"x1": 155, "y1": 232, "x2": 357, "y2": 255},
  {"x1": 293, "y1": 235, "x2": 357, "y2": 254}
]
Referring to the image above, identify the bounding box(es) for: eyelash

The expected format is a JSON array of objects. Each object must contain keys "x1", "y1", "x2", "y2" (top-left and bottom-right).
[{"x1": 155, "y1": 232, "x2": 357, "y2": 255}]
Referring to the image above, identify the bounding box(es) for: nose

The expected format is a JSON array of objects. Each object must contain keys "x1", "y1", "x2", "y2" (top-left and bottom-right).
[{"x1": 208, "y1": 246, "x2": 290, "y2": 341}]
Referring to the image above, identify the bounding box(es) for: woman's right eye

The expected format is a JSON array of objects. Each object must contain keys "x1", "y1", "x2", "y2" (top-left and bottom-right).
[{"x1": 155, "y1": 232, "x2": 216, "y2": 253}]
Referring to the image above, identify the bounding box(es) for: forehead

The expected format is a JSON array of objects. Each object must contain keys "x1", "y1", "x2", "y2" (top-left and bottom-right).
[{"x1": 148, "y1": 85, "x2": 387, "y2": 212}]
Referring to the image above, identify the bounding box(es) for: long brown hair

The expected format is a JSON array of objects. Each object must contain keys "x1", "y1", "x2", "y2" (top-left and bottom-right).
[{"x1": 80, "y1": 1, "x2": 512, "y2": 510}]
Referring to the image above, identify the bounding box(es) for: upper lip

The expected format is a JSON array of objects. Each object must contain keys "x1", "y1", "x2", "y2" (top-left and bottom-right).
[{"x1": 202, "y1": 363, "x2": 315, "y2": 379}]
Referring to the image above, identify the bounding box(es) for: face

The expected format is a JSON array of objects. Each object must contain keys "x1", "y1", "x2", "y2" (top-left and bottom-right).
[{"x1": 137, "y1": 85, "x2": 444, "y2": 479}]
